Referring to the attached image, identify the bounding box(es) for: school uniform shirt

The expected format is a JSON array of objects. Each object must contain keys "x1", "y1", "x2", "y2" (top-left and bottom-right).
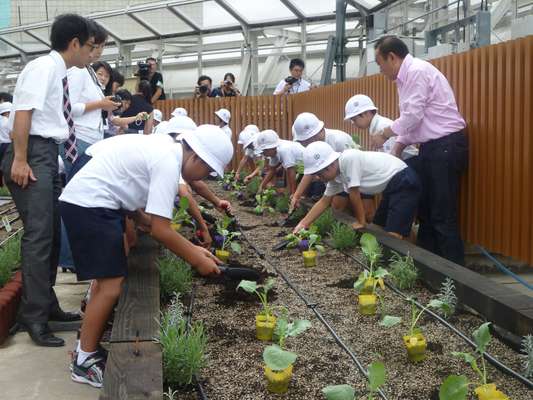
[
  {"x1": 222, "y1": 125, "x2": 232, "y2": 141},
  {"x1": 8, "y1": 50, "x2": 69, "y2": 142},
  {"x1": 59, "y1": 134, "x2": 181, "y2": 220},
  {"x1": 324, "y1": 149, "x2": 407, "y2": 196},
  {"x1": 273, "y1": 78, "x2": 311, "y2": 95},
  {"x1": 369, "y1": 114, "x2": 418, "y2": 160},
  {"x1": 0, "y1": 116, "x2": 11, "y2": 143},
  {"x1": 324, "y1": 128, "x2": 357, "y2": 152},
  {"x1": 67, "y1": 66, "x2": 105, "y2": 145},
  {"x1": 244, "y1": 147, "x2": 262, "y2": 160},
  {"x1": 268, "y1": 140, "x2": 304, "y2": 169}
]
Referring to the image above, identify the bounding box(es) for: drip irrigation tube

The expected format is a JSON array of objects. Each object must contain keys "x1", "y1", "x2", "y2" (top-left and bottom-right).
[
  {"x1": 333, "y1": 245, "x2": 533, "y2": 389},
  {"x1": 239, "y1": 224, "x2": 389, "y2": 400}
]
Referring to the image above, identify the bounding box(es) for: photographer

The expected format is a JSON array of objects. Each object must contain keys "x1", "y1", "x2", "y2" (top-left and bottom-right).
[
  {"x1": 194, "y1": 75, "x2": 215, "y2": 98},
  {"x1": 146, "y1": 57, "x2": 166, "y2": 103},
  {"x1": 109, "y1": 89, "x2": 151, "y2": 133},
  {"x1": 273, "y1": 58, "x2": 311, "y2": 95},
  {"x1": 116, "y1": 81, "x2": 154, "y2": 134},
  {"x1": 212, "y1": 72, "x2": 241, "y2": 97}
]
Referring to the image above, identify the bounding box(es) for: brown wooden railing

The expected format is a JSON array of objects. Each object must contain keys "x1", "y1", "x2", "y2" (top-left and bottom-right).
[{"x1": 156, "y1": 35, "x2": 533, "y2": 266}]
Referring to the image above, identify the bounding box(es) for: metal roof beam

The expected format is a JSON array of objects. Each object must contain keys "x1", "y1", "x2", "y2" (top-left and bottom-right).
[
  {"x1": 126, "y1": 12, "x2": 162, "y2": 38},
  {"x1": 213, "y1": 0, "x2": 249, "y2": 28},
  {"x1": 166, "y1": 6, "x2": 201, "y2": 32},
  {"x1": 24, "y1": 30, "x2": 50, "y2": 48},
  {"x1": 0, "y1": 37, "x2": 27, "y2": 57},
  {"x1": 279, "y1": 0, "x2": 306, "y2": 20}
]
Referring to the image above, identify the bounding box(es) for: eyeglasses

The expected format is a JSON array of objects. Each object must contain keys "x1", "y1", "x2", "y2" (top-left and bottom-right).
[{"x1": 84, "y1": 41, "x2": 99, "y2": 50}]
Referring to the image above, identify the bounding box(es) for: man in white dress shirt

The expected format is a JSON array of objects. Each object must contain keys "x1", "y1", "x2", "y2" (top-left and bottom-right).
[{"x1": 273, "y1": 58, "x2": 312, "y2": 95}]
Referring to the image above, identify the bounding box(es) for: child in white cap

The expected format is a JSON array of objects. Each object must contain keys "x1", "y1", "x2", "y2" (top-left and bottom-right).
[
  {"x1": 290, "y1": 112, "x2": 357, "y2": 212},
  {"x1": 0, "y1": 102, "x2": 12, "y2": 164},
  {"x1": 59, "y1": 126, "x2": 233, "y2": 387},
  {"x1": 171, "y1": 107, "x2": 187, "y2": 117},
  {"x1": 294, "y1": 141, "x2": 420, "y2": 239},
  {"x1": 151, "y1": 109, "x2": 163, "y2": 132},
  {"x1": 234, "y1": 124, "x2": 260, "y2": 179},
  {"x1": 254, "y1": 129, "x2": 304, "y2": 195},
  {"x1": 214, "y1": 108, "x2": 232, "y2": 141}
]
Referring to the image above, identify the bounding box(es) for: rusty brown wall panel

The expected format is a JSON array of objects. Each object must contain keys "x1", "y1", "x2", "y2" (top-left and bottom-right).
[{"x1": 154, "y1": 36, "x2": 533, "y2": 265}]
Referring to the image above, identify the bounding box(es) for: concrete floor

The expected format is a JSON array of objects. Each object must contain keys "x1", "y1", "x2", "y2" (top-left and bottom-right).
[{"x1": 0, "y1": 271, "x2": 98, "y2": 400}]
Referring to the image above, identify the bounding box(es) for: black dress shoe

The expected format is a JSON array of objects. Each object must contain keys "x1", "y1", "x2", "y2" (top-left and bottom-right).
[
  {"x1": 49, "y1": 309, "x2": 82, "y2": 322},
  {"x1": 23, "y1": 322, "x2": 65, "y2": 347}
]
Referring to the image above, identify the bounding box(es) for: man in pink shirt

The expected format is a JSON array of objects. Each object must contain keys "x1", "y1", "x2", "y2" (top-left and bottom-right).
[{"x1": 371, "y1": 36, "x2": 468, "y2": 265}]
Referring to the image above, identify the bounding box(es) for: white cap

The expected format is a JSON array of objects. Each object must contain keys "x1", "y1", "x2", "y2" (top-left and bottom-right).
[
  {"x1": 303, "y1": 141, "x2": 340, "y2": 175},
  {"x1": 243, "y1": 124, "x2": 259, "y2": 134},
  {"x1": 243, "y1": 131, "x2": 258, "y2": 150},
  {"x1": 254, "y1": 130, "x2": 280, "y2": 152},
  {"x1": 154, "y1": 120, "x2": 169, "y2": 135},
  {"x1": 214, "y1": 108, "x2": 231, "y2": 124},
  {"x1": 153, "y1": 109, "x2": 163, "y2": 122},
  {"x1": 344, "y1": 94, "x2": 377, "y2": 120},
  {"x1": 292, "y1": 112, "x2": 324, "y2": 142},
  {"x1": 162, "y1": 116, "x2": 197, "y2": 136},
  {"x1": 0, "y1": 102, "x2": 12, "y2": 115},
  {"x1": 181, "y1": 124, "x2": 234, "y2": 177},
  {"x1": 171, "y1": 107, "x2": 188, "y2": 117},
  {"x1": 238, "y1": 129, "x2": 254, "y2": 145}
]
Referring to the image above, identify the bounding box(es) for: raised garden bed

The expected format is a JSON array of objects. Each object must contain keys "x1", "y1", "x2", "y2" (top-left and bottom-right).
[{"x1": 0, "y1": 232, "x2": 22, "y2": 346}]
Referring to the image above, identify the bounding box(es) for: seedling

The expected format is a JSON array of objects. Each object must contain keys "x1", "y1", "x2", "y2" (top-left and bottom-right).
[
  {"x1": 215, "y1": 216, "x2": 241, "y2": 254},
  {"x1": 254, "y1": 188, "x2": 276, "y2": 214},
  {"x1": 322, "y1": 362, "x2": 388, "y2": 400},
  {"x1": 330, "y1": 222, "x2": 358, "y2": 250},
  {"x1": 354, "y1": 234, "x2": 388, "y2": 294},
  {"x1": 285, "y1": 226, "x2": 325, "y2": 253},
  {"x1": 389, "y1": 251, "x2": 418, "y2": 290},
  {"x1": 237, "y1": 278, "x2": 275, "y2": 319},
  {"x1": 246, "y1": 176, "x2": 261, "y2": 197},
  {"x1": 171, "y1": 196, "x2": 193, "y2": 227},
  {"x1": 521, "y1": 334, "x2": 533, "y2": 378},
  {"x1": 312, "y1": 208, "x2": 335, "y2": 236},
  {"x1": 231, "y1": 181, "x2": 246, "y2": 200},
  {"x1": 220, "y1": 171, "x2": 235, "y2": 190},
  {"x1": 322, "y1": 384, "x2": 356, "y2": 400},
  {"x1": 263, "y1": 344, "x2": 297, "y2": 373},
  {"x1": 435, "y1": 278, "x2": 457, "y2": 319},
  {"x1": 158, "y1": 254, "x2": 192, "y2": 301},
  {"x1": 275, "y1": 194, "x2": 290, "y2": 214},
  {"x1": 273, "y1": 307, "x2": 311, "y2": 348},
  {"x1": 440, "y1": 323, "x2": 510, "y2": 400}
]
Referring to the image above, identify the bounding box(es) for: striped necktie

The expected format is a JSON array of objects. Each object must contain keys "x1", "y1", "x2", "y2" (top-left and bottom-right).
[{"x1": 62, "y1": 76, "x2": 78, "y2": 163}]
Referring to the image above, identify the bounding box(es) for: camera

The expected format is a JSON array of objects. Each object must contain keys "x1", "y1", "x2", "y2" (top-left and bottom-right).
[
  {"x1": 134, "y1": 61, "x2": 150, "y2": 79},
  {"x1": 224, "y1": 80, "x2": 233, "y2": 86},
  {"x1": 198, "y1": 85, "x2": 209, "y2": 95},
  {"x1": 111, "y1": 94, "x2": 123, "y2": 116},
  {"x1": 285, "y1": 76, "x2": 298, "y2": 85}
]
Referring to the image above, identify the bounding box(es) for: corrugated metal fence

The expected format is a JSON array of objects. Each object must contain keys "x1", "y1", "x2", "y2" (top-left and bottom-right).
[{"x1": 156, "y1": 35, "x2": 533, "y2": 265}]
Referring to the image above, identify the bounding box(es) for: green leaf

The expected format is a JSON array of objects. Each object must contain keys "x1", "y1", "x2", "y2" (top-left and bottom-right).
[
  {"x1": 473, "y1": 322, "x2": 491, "y2": 353},
  {"x1": 236, "y1": 280, "x2": 257, "y2": 294},
  {"x1": 263, "y1": 277, "x2": 275, "y2": 293},
  {"x1": 322, "y1": 384, "x2": 356, "y2": 400},
  {"x1": 230, "y1": 241, "x2": 241, "y2": 254},
  {"x1": 451, "y1": 352, "x2": 478, "y2": 370},
  {"x1": 179, "y1": 196, "x2": 189, "y2": 210},
  {"x1": 360, "y1": 233, "x2": 380, "y2": 258},
  {"x1": 274, "y1": 317, "x2": 288, "y2": 341},
  {"x1": 373, "y1": 267, "x2": 389, "y2": 279},
  {"x1": 380, "y1": 315, "x2": 402, "y2": 328},
  {"x1": 315, "y1": 244, "x2": 325, "y2": 254},
  {"x1": 429, "y1": 299, "x2": 453, "y2": 317},
  {"x1": 353, "y1": 272, "x2": 368, "y2": 292},
  {"x1": 439, "y1": 375, "x2": 469, "y2": 400},
  {"x1": 263, "y1": 345, "x2": 297, "y2": 371},
  {"x1": 287, "y1": 320, "x2": 311, "y2": 337},
  {"x1": 368, "y1": 361, "x2": 386, "y2": 391}
]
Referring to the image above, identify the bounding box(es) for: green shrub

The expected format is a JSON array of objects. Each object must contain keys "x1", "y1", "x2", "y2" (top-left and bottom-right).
[
  {"x1": 330, "y1": 222, "x2": 358, "y2": 250},
  {"x1": 388, "y1": 251, "x2": 418, "y2": 290},
  {"x1": 0, "y1": 234, "x2": 21, "y2": 288},
  {"x1": 275, "y1": 194, "x2": 290, "y2": 213},
  {"x1": 158, "y1": 294, "x2": 207, "y2": 387},
  {"x1": 0, "y1": 186, "x2": 10, "y2": 197},
  {"x1": 246, "y1": 176, "x2": 261, "y2": 197},
  {"x1": 158, "y1": 254, "x2": 192, "y2": 301},
  {"x1": 312, "y1": 208, "x2": 335, "y2": 236}
]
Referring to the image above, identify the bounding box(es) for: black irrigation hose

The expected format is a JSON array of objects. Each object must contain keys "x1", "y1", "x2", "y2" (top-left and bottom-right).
[
  {"x1": 238, "y1": 224, "x2": 390, "y2": 400},
  {"x1": 333, "y1": 245, "x2": 533, "y2": 390}
]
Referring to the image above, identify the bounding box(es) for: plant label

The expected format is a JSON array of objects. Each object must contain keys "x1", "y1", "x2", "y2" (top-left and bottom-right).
[{"x1": 2, "y1": 216, "x2": 12, "y2": 233}]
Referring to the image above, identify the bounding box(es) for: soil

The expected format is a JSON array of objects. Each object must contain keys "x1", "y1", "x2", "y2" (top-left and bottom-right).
[
  {"x1": 0, "y1": 201, "x2": 22, "y2": 243},
  {"x1": 172, "y1": 183, "x2": 532, "y2": 400}
]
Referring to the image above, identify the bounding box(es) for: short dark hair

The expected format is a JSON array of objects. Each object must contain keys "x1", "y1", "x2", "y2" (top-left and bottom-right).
[
  {"x1": 115, "y1": 89, "x2": 132, "y2": 102},
  {"x1": 224, "y1": 72, "x2": 235, "y2": 82},
  {"x1": 289, "y1": 58, "x2": 305, "y2": 70},
  {"x1": 374, "y1": 35, "x2": 409, "y2": 59},
  {"x1": 92, "y1": 61, "x2": 113, "y2": 95},
  {"x1": 111, "y1": 69, "x2": 125, "y2": 87},
  {"x1": 137, "y1": 79, "x2": 152, "y2": 103},
  {"x1": 88, "y1": 20, "x2": 108, "y2": 45},
  {"x1": 50, "y1": 14, "x2": 91, "y2": 52},
  {"x1": 146, "y1": 57, "x2": 157, "y2": 64},
  {"x1": 197, "y1": 75, "x2": 212, "y2": 85},
  {"x1": 0, "y1": 92, "x2": 13, "y2": 103}
]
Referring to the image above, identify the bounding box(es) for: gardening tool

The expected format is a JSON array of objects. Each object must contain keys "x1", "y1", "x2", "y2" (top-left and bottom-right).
[
  {"x1": 275, "y1": 208, "x2": 296, "y2": 227},
  {"x1": 272, "y1": 239, "x2": 291, "y2": 251},
  {"x1": 218, "y1": 265, "x2": 261, "y2": 281}
]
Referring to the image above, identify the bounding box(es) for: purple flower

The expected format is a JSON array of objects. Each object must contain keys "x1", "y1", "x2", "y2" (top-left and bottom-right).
[
  {"x1": 223, "y1": 183, "x2": 231, "y2": 191},
  {"x1": 298, "y1": 239, "x2": 309, "y2": 251},
  {"x1": 214, "y1": 235, "x2": 224, "y2": 247}
]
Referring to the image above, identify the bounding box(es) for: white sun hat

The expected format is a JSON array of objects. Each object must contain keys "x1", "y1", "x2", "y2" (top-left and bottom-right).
[
  {"x1": 243, "y1": 124, "x2": 259, "y2": 134},
  {"x1": 254, "y1": 130, "x2": 280, "y2": 152},
  {"x1": 171, "y1": 107, "x2": 188, "y2": 117},
  {"x1": 0, "y1": 102, "x2": 12, "y2": 115},
  {"x1": 242, "y1": 131, "x2": 258, "y2": 150},
  {"x1": 303, "y1": 141, "x2": 340, "y2": 175},
  {"x1": 153, "y1": 109, "x2": 163, "y2": 122},
  {"x1": 153, "y1": 120, "x2": 169, "y2": 135},
  {"x1": 214, "y1": 108, "x2": 231, "y2": 124},
  {"x1": 181, "y1": 124, "x2": 234, "y2": 177},
  {"x1": 162, "y1": 116, "x2": 197, "y2": 137},
  {"x1": 238, "y1": 128, "x2": 254, "y2": 145},
  {"x1": 292, "y1": 112, "x2": 324, "y2": 142},
  {"x1": 344, "y1": 94, "x2": 377, "y2": 120}
]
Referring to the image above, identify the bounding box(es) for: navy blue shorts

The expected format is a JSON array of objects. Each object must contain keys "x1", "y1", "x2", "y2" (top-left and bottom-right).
[
  {"x1": 338, "y1": 191, "x2": 373, "y2": 200},
  {"x1": 373, "y1": 167, "x2": 421, "y2": 237},
  {"x1": 60, "y1": 201, "x2": 127, "y2": 281}
]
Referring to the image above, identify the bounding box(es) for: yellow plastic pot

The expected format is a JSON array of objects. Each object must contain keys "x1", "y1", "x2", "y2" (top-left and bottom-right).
[
  {"x1": 474, "y1": 384, "x2": 510, "y2": 400},
  {"x1": 256, "y1": 314, "x2": 277, "y2": 341},
  {"x1": 302, "y1": 250, "x2": 317, "y2": 267},
  {"x1": 360, "y1": 278, "x2": 375, "y2": 294},
  {"x1": 215, "y1": 249, "x2": 230, "y2": 263},
  {"x1": 403, "y1": 332, "x2": 427, "y2": 362},
  {"x1": 264, "y1": 364, "x2": 293, "y2": 394},
  {"x1": 358, "y1": 294, "x2": 377, "y2": 315},
  {"x1": 170, "y1": 222, "x2": 181, "y2": 231}
]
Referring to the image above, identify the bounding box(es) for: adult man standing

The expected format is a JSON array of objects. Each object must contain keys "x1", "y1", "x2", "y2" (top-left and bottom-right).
[
  {"x1": 372, "y1": 36, "x2": 468, "y2": 265},
  {"x1": 146, "y1": 57, "x2": 166, "y2": 103},
  {"x1": 2, "y1": 14, "x2": 93, "y2": 346},
  {"x1": 273, "y1": 58, "x2": 311, "y2": 95}
]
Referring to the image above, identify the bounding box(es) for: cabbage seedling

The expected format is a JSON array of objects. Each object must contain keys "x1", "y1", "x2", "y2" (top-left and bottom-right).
[
  {"x1": 285, "y1": 226, "x2": 325, "y2": 253},
  {"x1": 354, "y1": 233, "x2": 388, "y2": 295},
  {"x1": 172, "y1": 196, "x2": 193, "y2": 227},
  {"x1": 254, "y1": 188, "x2": 276, "y2": 214},
  {"x1": 322, "y1": 384, "x2": 356, "y2": 400},
  {"x1": 321, "y1": 362, "x2": 386, "y2": 400},
  {"x1": 215, "y1": 215, "x2": 241, "y2": 254},
  {"x1": 237, "y1": 278, "x2": 275, "y2": 320},
  {"x1": 273, "y1": 307, "x2": 311, "y2": 348}
]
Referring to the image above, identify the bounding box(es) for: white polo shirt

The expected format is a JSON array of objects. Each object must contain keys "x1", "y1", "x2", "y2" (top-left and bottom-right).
[
  {"x1": 221, "y1": 125, "x2": 232, "y2": 141},
  {"x1": 8, "y1": 50, "x2": 69, "y2": 142},
  {"x1": 59, "y1": 135, "x2": 182, "y2": 219},
  {"x1": 269, "y1": 140, "x2": 304, "y2": 169},
  {"x1": 369, "y1": 114, "x2": 418, "y2": 160},
  {"x1": 324, "y1": 149, "x2": 407, "y2": 196},
  {"x1": 67, "y1": 66, "x2": 105, "y2": 145},
  {"x1": 324, "y1": 129, "x2": 357, "y2": 152},
  {"x1": 274, "y1": 78, "x2": 311, "y2": 95},
  {"x1": 0, "y1": 116, "x2": 11, "y2": 143}
]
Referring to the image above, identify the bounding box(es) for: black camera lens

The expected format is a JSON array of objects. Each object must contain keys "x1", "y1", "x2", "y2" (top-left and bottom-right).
[{"x1": 199, "y1": 85, "x2": 209, "y2": 94}]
